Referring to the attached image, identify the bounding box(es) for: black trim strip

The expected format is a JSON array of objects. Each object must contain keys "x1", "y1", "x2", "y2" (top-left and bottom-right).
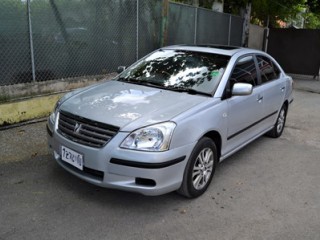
[
  {"x1": 110, "y1": 156, "x2": 186, "y2": 169},
  {"x1": 46, "y1": 124, "x2": 53, "y2": 137},
  {"x1": 289, "y1": 99, "x2": 294, "y2": 104},
  {"x1": 227, "y1": 111, "x2": 278, "y2": 140}
]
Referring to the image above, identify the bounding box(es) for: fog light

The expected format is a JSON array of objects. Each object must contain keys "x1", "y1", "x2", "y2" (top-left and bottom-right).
[{"x1": 135, "y1": 178, "x2": 156, "y2": 187}]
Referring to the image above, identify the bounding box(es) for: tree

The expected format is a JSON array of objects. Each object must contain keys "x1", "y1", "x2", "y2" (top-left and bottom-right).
[
  {"x1": 307, "y1": 0, "x2": 320, "y2": 13},
  {"x1": 172, "y1": 0, "x2": 320, "y2": 28},
  {"x1": 305, "y1": 0, "x2": 320, "y2": 28},
  {"x1": 304, "y1": 11, "x2": 320, "y2": 28},
  {"x1": 223, "y1": 0, "x2": 308, "y2": 27}
]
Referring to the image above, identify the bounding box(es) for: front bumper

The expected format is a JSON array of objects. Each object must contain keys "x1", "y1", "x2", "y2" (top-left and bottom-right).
[{"x1": 47, "y1": 122, "x2": 195, "y2": 196}]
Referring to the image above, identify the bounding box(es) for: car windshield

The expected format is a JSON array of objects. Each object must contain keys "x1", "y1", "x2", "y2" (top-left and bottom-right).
[{"x1": 118, "y1": 49, "x2": 230, "y2": 95}]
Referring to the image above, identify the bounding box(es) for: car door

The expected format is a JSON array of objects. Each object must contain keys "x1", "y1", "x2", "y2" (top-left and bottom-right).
[
  {"x1": 224, "y1": 55, "x2": 264, "y2": 154},
  {"x1": 255, "y1": 55, "x2": 286, "y2": 129}
]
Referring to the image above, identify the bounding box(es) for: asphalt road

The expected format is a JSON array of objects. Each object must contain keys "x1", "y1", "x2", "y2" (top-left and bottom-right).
[{"x1": 1, "y1": 89, "x2": 319, "y2": 240}]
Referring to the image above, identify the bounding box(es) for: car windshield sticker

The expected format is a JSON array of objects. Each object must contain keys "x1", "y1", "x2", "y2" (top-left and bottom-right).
[{"x1": 211, "y1": 70, "x2": 220, "y2": 77}]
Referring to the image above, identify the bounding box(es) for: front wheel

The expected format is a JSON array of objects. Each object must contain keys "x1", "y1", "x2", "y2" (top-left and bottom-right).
[
  {"x1": 266, "y1": 104, "x2": 287, "y2": 138},
  {"x1": 177, "y1": 137, "x2": 218, "y2": 198}
]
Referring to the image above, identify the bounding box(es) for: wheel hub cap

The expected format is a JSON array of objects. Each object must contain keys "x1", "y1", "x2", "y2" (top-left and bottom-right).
[{"x1": 192, "y1": 148, "x2": 214, "y2": 190}]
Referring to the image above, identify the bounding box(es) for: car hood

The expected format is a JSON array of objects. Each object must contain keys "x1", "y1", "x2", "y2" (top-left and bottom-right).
[{"x1": 60, "y1": 80, "x2": 210, "y2": 131}]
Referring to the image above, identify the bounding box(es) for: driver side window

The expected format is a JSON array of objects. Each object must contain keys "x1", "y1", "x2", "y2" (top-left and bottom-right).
[
  {"x1": 230, "y1": 55, "x2": 258, "y2": 86},
  {"x1": 225, "y1": 55, "x2": 258, "y2": 99}
]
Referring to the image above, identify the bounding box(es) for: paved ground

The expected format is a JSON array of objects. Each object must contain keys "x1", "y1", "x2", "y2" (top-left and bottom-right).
[{"x1": 1, "y1": 82, "x2": 320, "y2": 240}]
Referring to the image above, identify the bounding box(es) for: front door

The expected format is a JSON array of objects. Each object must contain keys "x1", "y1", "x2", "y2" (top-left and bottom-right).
[{"x1": 224, "y1": 55, "x2": 264, "y2": 154}]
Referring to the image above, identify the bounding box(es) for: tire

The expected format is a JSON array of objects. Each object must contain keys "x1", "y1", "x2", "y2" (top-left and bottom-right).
[
  {"x1": 266, "y1": 104, "x2": 287, "y2": 138},
  {"x1": 177, "y1": 137, "x2": 218, "y2": 198}
]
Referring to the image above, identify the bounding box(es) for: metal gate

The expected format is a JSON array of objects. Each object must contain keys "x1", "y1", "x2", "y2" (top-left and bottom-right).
[{"x1": 267, "y1": 28, "x2": 320, "y2": 77}]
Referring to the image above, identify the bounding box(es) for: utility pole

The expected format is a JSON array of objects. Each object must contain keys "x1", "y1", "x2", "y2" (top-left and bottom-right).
[
  {"x1": 161, "y1": 0, "x2": 169, "y2": 47},
  {"x1": 212, "y1": 0, "x2": 224, "y2": 12},
  {"x1": 264, "y1": 15, "x2": 270, "y2": 52},
  {"x1": 241, "y1": 2, "x2": 251, "y2": 47}
]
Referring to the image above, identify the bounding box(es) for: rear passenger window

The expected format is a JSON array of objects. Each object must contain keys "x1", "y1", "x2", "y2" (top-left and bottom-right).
[
  {"x1": 257, "y1": 56, "x2": 281, "y2": 83},
  {"x1": 230, "y1": 56, "x2": 258, "y2": 86}
]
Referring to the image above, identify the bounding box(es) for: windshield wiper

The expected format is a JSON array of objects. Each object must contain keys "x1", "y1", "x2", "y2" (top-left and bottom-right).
[
  {"x1": 117, "y1": 77, "x2": 167, "y2": 89},
  {"x1": 168, "y1": 87, "x2": 212, "y2": 97},
  {"x1": 117, "y1": 77, "x2": 134, "y2": 83},
  {"x1": 187, "y1": 88, "x2": 212, "y2": 97}
]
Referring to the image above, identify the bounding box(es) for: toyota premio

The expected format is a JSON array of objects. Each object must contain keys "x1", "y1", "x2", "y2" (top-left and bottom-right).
[{"x1": 47, "y1": 45, "x2": 293, "y2": 198}]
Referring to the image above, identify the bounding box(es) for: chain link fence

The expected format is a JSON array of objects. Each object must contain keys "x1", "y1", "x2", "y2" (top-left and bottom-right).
[
  {"x1": 0, "y1": 0, "x2": 243, "y2": 87},
  {"x1": 168, "y1": 2, "x2": 244, "y2": 46}
]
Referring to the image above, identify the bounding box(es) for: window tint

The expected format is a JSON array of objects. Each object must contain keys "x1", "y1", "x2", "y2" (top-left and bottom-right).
[
  {"x1": 257, "y1": 56, "x2": 281, "y2": 83},
  {"x1": 230, "y1": 56, "x2": 258, "y2": 86}
]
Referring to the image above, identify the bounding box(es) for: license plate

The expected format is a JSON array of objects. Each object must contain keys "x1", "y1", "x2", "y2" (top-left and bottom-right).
[{"x1": 61, "y1": 146, "x2": 84, "y2": 170}]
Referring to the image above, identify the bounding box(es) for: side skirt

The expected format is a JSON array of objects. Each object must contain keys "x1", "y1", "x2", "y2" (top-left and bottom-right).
[{"x1": 220, "y1": 125, "x2": 274, "y2": 162}]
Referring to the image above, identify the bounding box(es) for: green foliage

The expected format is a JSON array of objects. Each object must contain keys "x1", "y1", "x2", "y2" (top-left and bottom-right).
[
  {"x1": 172, "y1": 0, "x2": 320, "y2": 28},
  {"x1": 305, "y1": 0, "x2": 320, "y2": 28},
  {"x1": 227, "y1": 0, "x2": 308, "y2": 27},
  {"x1": 307, "y1": 0, "x2": 320, "y2": 13},
  {"x1": 304, "y1": 12, "x2": 320, "y2": 28}
]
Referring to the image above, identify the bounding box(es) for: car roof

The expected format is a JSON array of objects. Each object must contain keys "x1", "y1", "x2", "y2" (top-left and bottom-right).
[{"x1": 162, "y1": 44, "x2": 265, "y2": 57}]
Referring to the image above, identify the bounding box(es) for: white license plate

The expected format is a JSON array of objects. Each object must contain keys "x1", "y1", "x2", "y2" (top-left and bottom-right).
[{"x1": 61, "y1": 146, "x2": 84, "y2": 170}]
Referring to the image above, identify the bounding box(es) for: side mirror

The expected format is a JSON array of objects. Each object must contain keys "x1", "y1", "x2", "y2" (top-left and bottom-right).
[
  {"x1": 232, "y1": 83, "x2": 253, "y2": 96},
  {"x1": 117, "y1": 66, "x2": 126, "y2": 74}
]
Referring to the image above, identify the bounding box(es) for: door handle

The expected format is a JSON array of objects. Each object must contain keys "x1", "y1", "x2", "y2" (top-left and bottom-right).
[
  {"x1": 281, "y1": 86, "x2": 285, "y2": 92},
  {"x1": 257, "y1": 95, "x2": 263, "y2": 102}
]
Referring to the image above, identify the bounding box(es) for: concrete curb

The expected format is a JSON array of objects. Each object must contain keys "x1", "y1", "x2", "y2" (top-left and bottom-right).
[
  {"x1": 290, "y1": 74, "x2": 320, "y2": 94},
  {"x1": 0, "y1": 93, "x2": 63, "y2": 126},
  {"x1": 293, "y1": 81, "x2": 320, "y2": 94}
]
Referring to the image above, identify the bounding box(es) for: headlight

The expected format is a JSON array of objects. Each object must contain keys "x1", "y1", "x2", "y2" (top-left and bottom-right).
[
  {"x1": 120, "y1": 122, "x2": 176, "y2": 152},
  {"x1": 49, "y1": 100, "x2": 62, "y2": 125},
  {"x1": 49, "y1": 111, "x2": 56, "y2": 124}
]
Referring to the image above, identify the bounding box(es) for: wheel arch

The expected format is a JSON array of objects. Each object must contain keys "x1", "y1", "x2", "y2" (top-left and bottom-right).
[
  {"x1": 202, "y1": 130, "x2": 222, "y2": 161},
  {"x1": 281, "y1": 99, "x2": 289, "y2": 116}
]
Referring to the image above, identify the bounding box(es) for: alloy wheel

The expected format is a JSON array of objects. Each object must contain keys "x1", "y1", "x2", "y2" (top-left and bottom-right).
[
  {"x1": 276, "y1": 108, "x2": 286, "y2": 134},
  {"x1": 192, "y1": 148, "x2": 214, "y2": 190}
]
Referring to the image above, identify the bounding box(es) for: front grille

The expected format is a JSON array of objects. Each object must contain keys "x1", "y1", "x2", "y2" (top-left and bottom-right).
[{"x1": 57, "y1": 110, "x2": 119, "y2": 148}]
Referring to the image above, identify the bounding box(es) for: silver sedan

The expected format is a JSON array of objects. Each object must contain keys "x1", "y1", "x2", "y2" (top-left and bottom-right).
[{"x1": 47, "y1": 45, "x2": 293, "y2": 198}]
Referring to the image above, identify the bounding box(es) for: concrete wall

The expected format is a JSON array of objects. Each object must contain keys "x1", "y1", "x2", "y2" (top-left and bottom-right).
[
  {"x1": 248, "y1": 24, "x2": 265, "y2": 50},
  {"x1": 0, "y1": 73, "x2": 116, "y2": 127}
]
